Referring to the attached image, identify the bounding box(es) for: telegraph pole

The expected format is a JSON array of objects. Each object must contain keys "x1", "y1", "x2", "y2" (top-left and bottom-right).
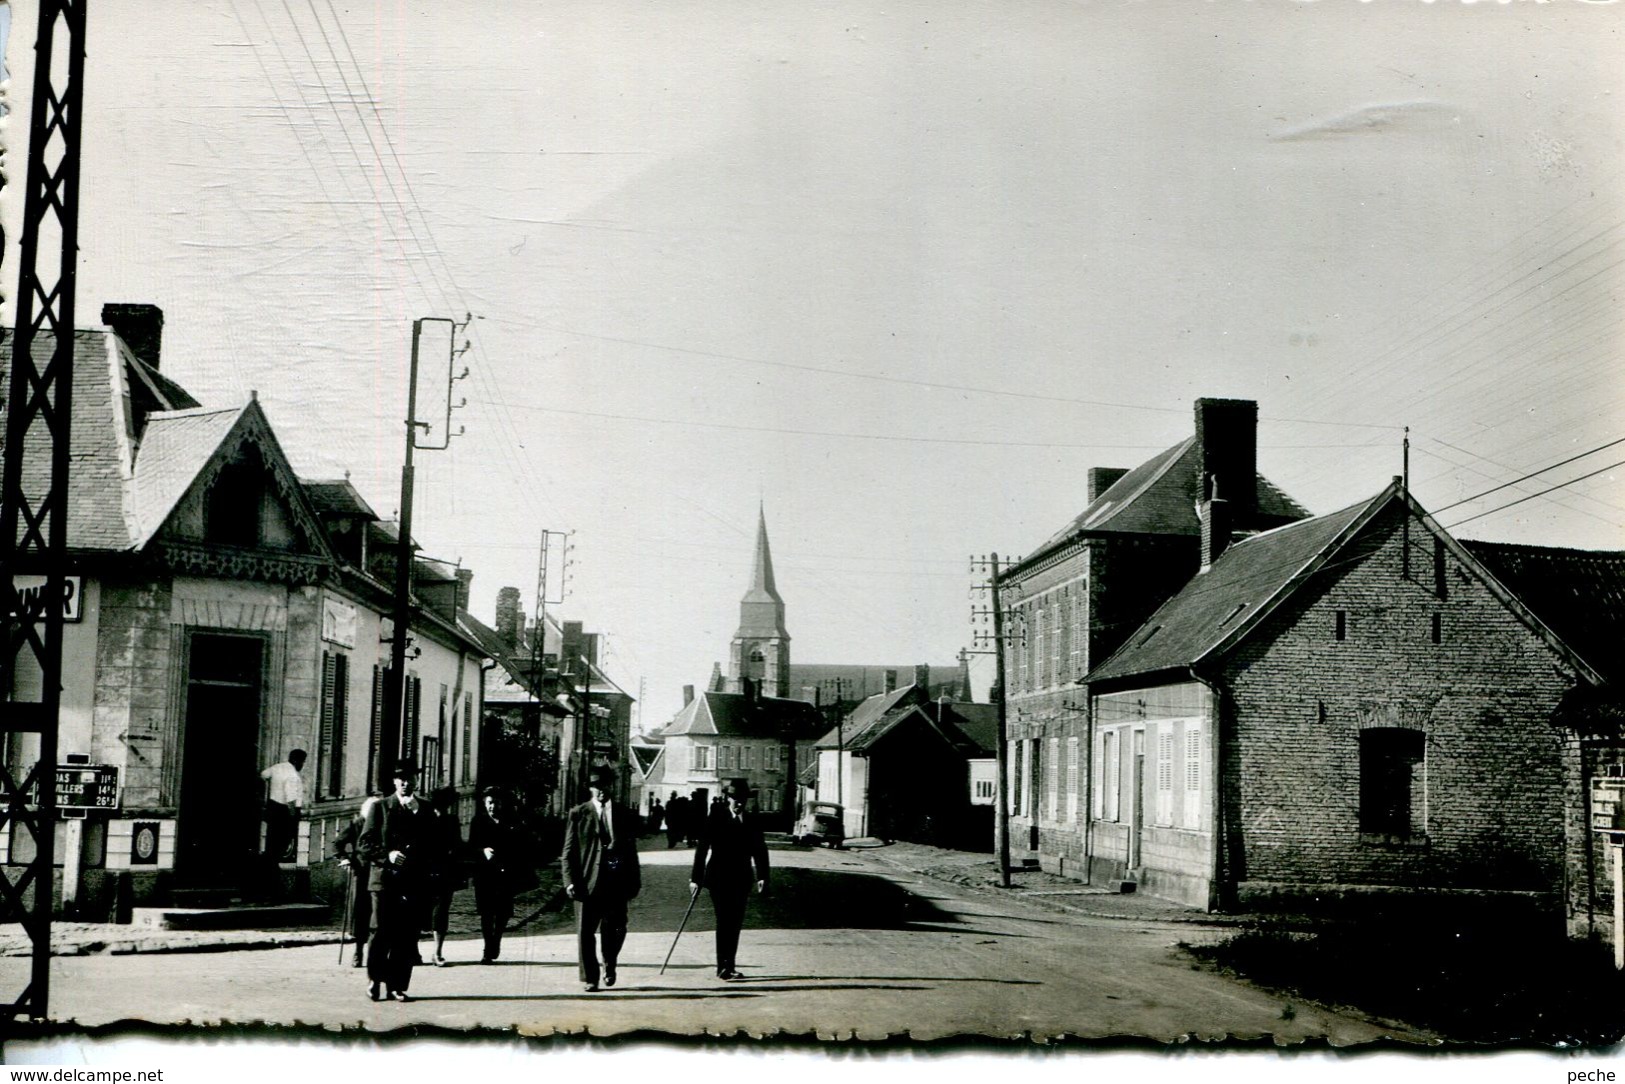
[
  {"x1": 970, "y1": 553, "x2": 1021, "y2": 888},
  {"x1": 381, "y1": 316, "x2": 468, "y2": 791}
]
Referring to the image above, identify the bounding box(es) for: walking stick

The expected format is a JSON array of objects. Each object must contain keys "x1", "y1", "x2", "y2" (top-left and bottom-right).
[
  {"x1": 659, "y1": 883, "x2": 703, "y2": 976},
  {"x1": 337, "y1": 869, "x2": 353, "y2": 965}
]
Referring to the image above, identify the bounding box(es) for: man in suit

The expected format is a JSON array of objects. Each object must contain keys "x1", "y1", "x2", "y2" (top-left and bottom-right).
[
  {"x1": 690, "y1": 778, "x2": 769, "y2": 981},
  {"x1": 562, "y1": 763, "x2": 642, "y2": 992},
  {"x1": 360, "y1": 758, "x2": 440, "y2": 1003}
]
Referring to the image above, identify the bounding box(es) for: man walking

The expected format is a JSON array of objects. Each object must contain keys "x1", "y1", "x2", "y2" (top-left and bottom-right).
[
  {"x1": 260, "y1": 748, "x2": 306, "y2": 863},
  {"x1": 360, "y1": 758, "x2": 439, "y2": 1003},
  {"x1": 469, "y1": 787, "x2": 519, "y2": 964},
  {"x1": 562, "y1": 764, "x2": 641, "y2": 992},
  {"x1": 690, "y1": 778, "x2": 768, "y2": 981}
]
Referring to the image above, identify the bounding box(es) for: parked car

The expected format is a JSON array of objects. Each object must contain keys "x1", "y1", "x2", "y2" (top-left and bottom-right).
[{"x1": 794, "y1": 802, "x2": 846, "y2": 847}]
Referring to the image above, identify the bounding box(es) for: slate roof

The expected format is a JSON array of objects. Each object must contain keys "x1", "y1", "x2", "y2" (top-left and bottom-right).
[
  {"x1": 665, "y1": 690, "x2": 825, "y2": 740},
  {"x1": 1464, "y1": 541, "x2": 1625, "y2": 685},
  {"x1": 303, "y1": 478, "x2": 379, "y2": 520},
  {"x1": 1032, "y1": 436, "x2": 1309, "y2": 554},
  {"x1": 938, "y1": 702, "x2": 998, "y2": 755},
  {"x1": 129, "y1": 406, "x2": 244, "y2": 546},
  {"x1": 1086, "y1": 489, "x2": 1388, "y2": 685},
  {"x1": 812, "y1": 684, "x2": 921, "y2": 750}
]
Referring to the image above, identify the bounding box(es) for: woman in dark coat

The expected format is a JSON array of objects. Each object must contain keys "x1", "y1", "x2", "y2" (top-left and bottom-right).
[{"x1": 468, "y1": 788, "x2": 521, "y2": 963}]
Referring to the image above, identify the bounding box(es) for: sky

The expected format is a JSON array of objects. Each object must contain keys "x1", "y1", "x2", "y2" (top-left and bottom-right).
[{"x1": 2, "y1": 0, "x2": 1622, "y2": 730}]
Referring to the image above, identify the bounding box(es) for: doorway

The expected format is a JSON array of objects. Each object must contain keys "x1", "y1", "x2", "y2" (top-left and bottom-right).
[
  {"x1": 176, "y1": 632, "x2": 265, "y2": 885},
  {"x1": 1128, "y1": 729, "x2": 1146, "y2": 871}
]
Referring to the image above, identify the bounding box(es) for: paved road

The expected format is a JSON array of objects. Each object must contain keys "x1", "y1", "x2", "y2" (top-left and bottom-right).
[{"x1": 6, "y1": 844, "x2": 1418, "y2": 1043}]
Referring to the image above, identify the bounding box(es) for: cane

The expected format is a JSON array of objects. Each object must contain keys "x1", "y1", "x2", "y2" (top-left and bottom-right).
[
  {"x1": 337, "y1": 868, "x2": 353, "y2": 965},
  {"x1": 659, "y1": 884, "x2": 703, "y2": 976}
]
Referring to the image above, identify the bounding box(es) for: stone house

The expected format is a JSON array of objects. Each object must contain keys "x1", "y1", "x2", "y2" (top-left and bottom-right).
[
  {"x1": 1080, "y1": 479, "x2": 1604, "y2": 920},
  {"x1": 994, "y1": 397, "x2": 1309, "y2": 868},
  {"x1": 660, "y1": 682, "x2": 824, "y2": 823},
  {"x1": 2, "y1": 307, "x2": 488, "y2": 917}
]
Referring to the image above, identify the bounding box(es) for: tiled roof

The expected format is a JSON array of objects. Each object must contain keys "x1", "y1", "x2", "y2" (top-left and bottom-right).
[
  {"x1": 813, "y1": 684, "x2": 922, "y2": 749},
  {"x1": 1463, "y1": 540, "x2": 1625, "y2": 685},
  {"x1": 666, "y1": 690, "x2": 824, "y2": 740},
  {"x1": 129, "y1": 406, "x2": 243, "y2": 546},
  {"x1": 303, "y1": 478, "x2": 378, "y2": 520},
  {"x1": 1035, "y1": 437, "x2": 1309, "y2": 553},
  {"x1": 937, "y1": 702, "x2": 998, "y2": 755},
  {"x1": 1086, "y1": 489, "x2": 1388, "y2": 685}
]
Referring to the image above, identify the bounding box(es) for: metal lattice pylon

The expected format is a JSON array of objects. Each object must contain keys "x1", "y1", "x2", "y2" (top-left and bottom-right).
[{"x1": 0, "y1": 0, "x2": 89, "y2": 1024}]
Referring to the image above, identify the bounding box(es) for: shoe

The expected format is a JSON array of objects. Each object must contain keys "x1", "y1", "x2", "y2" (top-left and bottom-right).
[
  {"x1": 605, "y1": 967, "x2": 617, "y2": 988},
  {"x1": 432, "y1": 954, "x2": 447, "y2": 967},
  {"x1": 720, "y1": 968, "x2": 743, "y2": 981},
  {"x1": 583, "y1": 982, "x2": 600, "y2": 992},
  {"x1": 391, "y1": 990, "x2": 412, "y2": 1003},
  {"x1": 480, "y1": 956, "x2": 493, "y2": 965},
  {"x1": 368, "y1": 981, "x2": 382, "y2": 1001},
  {"x1": 351, "y1": 957, "x2": 364, "y2": 969}
]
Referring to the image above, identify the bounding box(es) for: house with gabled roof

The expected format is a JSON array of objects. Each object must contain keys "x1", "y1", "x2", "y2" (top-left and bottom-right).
[
  {"x1": 3, "y1": 305, "x2": 489, "y2": 918},
  {"x1": 809, "y1": 680, "x2": 998, "y2": 847},
  {"x1": 660, "y1": 683, "x2": 824, "y2": 822},
  {"x1": 992, "y1": 397, "x2": 1310, "y2": 873},
  {"x1": 1080, "y1": 477, "x2": 1604, "y2": 922}
]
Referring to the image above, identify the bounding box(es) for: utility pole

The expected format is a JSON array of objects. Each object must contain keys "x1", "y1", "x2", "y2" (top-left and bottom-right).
[
  {"x1": 0, "y1": 0, "x2": 89, "y2": 1023},
  {"x1": 381, "y1": 316, "x2": 468, "y2": 792},
  {"x1": 971, "y1": 552, "x2": 1022, "y2": 888},
  {"x1": 528, "y1": 528, "x2": 570, "y2": 811}
]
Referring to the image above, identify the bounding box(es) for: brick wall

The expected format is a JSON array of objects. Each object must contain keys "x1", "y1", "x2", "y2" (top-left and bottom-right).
[{"x1": 1220, "y1": 506, "x2": 1574, "y2": 902}]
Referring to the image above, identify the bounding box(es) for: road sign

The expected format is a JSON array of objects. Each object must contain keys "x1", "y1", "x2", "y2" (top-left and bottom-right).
[{"x1": 55, "y1": 765, "x2": 118, "y2": 811}]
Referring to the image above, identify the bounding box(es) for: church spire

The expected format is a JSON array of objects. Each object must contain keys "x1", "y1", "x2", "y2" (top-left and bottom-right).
[{"x1": 730, "y1": 504, "x2": 789, "y2": 697}]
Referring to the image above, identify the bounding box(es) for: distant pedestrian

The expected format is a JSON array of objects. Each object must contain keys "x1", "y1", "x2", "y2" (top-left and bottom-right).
[
  {"x1": 562, "y1": 764, "x2": 642, "y2": 991},
  {"x1": 469, "y1": 788, "x2": 520, "y2": 963},
  {"x1": 334, "y1": 792, "x2": 383, "y2": 968},
  {"x1": 260, "y1": 749, "x2": 306, "y2": 863},
  {"x1": 690, "y1": 778, "x2": 768, "y2": 981},
  {"x1": 664, "y1": 792, "x2": 688, "y2": 849},
  {"x1": 424, "y1": 785, "x2": 463, "y2": 967},
  {"x1": 361, "y1": 758, "x2": 438, "y2": 1003}
]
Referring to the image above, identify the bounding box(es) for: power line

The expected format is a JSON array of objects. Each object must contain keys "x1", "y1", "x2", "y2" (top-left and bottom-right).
[
  {"x1": 1442, "y1": 459, "x2": 1625, "y2": 530},
  {"x1": 1431, "y1": 435, "x2": 1625, "y2": 513}
]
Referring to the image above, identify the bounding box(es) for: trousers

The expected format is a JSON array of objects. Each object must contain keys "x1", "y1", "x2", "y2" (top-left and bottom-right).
[
  {"x1": 708, "y1": 886, "x2": 749, "y2": 974},
  {"x1": 573, "y1": 895, "x2": 628, "y2": 984}
]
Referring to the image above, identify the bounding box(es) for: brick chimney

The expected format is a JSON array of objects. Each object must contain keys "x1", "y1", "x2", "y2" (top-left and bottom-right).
[
  {"x1": 1200, "y1": 475, "x2": 1232, "y2": 570},
  {"x1": 454, "y1": 569, "x2": 473, "y2": 616},
  {"x1": 683, "y1": 684, "x2": 695, "y2": 707},
  {"x1": 494, "y1": 587, "x2": 522, "y2": 651},
  {"x1": 103, "y1": 304, "x2": 165, "y2": 371},
  {"x1": 913, "y1": 664, "x2": 931, "y2": 691},
  {"x1": 1087, "y1": 467, "x2": 1129, "y2": 504},
  {"x1": 562, "y1": 622, "x2": 584, "y2": 673},
  {"x1": 1195, "y1": 398, "x2": 1258, "y2": 526},
  {"x1": 884, "y1": 669, "x2": 898, "y2": 693}
]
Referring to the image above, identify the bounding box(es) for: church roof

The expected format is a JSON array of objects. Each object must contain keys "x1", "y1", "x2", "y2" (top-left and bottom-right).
[{"x1": 734, "y1": 505, "x2": 788, "y2": 639}]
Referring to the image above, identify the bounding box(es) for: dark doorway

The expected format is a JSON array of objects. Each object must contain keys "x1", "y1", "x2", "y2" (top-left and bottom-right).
[{"x1": 176, "y1": 633, "x2": 265, "y2": 885}]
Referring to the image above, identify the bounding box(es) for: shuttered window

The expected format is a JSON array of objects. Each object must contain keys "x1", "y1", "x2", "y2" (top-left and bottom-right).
[
  {"x1": 318, "y1": 652, "x2": 349, "y2": 799},
  {"x1": 367, "y1": 664, "x2": 385, "y2": 787},
  {"x1": 402, "y1": 675, "x2": 422, "y2": 761},
  {"x1": 1047, "y1": 738, "x2": 1060, "y2": 821},
  {"x1": 1066, "y1": 737, "x2": 1080, "y2": 822},
  {"x1": 1155, "y1": 729, "x2": 1174, "y2": 825},
  {"x1": 461, "y1": 694, "x2": 474, "y2": 784},
  {"x1": 1180, "y1": 724, "x2": 1203, "y2": 829}
]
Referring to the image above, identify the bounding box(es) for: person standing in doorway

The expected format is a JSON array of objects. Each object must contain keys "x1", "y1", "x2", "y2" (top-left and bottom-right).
[
  {"x1": 562, "y1": 764, "x2": 641, "y2": 991},
  {"x1": 690, "y1": 778, "x2": 768, "y2": 981},
  {"x1": 260, "y1": 749, "x2": 307, "y2": 864},
  {"x1": 334, "y1": 791, "x2": 383, "y2": 968},
  {"x1": 468, "y1": 788, "x2": 519, "y2": 963},
  {"x1": 361, "y1": 758, "x2": 438, "y2": 1003}
]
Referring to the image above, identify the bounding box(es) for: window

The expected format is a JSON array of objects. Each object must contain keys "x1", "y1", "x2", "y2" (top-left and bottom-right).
[
  {"x1": 1092, "y1": 728, "x2": 1105, "y2": 818},
  {"x1": 1034, "y1": 608, "x2": 1048, "y2": 690},
  {"x1": 761, "y1": 789, "x2": 780, "y2": 813},
  {"x1": 719, "y1": 745, "x2": 734, "y2": 770},
  {"x1": 1066, "y1": 737, "x2": 1079, "y2": 822},
  {"x1": 1431, "y1": 613, "x2": 1442, "y2": 645},
  {"x1": 975, "y1": 778, "x2": 996, "y2": 800},
  {"x1": 1360, "y1": 727, "x2": 1426, "y2": 839},
  {"x1": 204, "y1": 451, "x2": 264, "y2": 547},
  {"x1": 1047, "y1": 737, "x2": 1060, "y2": 821},
  {"x1": 1155, "y1": 729, "x2": 1174, "y2": 825},
  {"x1": 1433, "y1": 537, "x2": 1448, "y2": 600},
  {"x1": 367, "y1": 664, "x2": 385, "y2": 787},
  {"x1": 1102, "y1": 730, "x2": 1120, "y2": 821},
  {"x1": 402, "y1": 675, "x2": 422, "y2": 764},
  {"x1": 1070, "y1": 590, "x2": 1086, "y2": 679},
  {"x1": 318, "y1": 651, "x2": 348, "y2": 798},
  {"x1": 1335, "y1": 610, "x2": 1347, "y2": 641},
  {"x1": 1050, "y1": 602, "x2": 1063, "y2": 687},
  {"x1": 1180, "y1": 725, "x2": 1202, "y2": 830},
  {"x1": 1029, "y1": 739, "x2": 1042, "y2": 818},
  {"x1": 421, "y1": 735, "x2": 441, "y2": 791},
  {"x1": 694, "y1": 745, "x2": 712, "y2": 771},
  {"x1": 1015, "y1": 607, "x2": 1029, "y2": 693},
  {"x1": 1010, "y1": 740, "x2": 1023, "y2": 814},
  {"x1": 461, "y1": 694, "x2": 473, "y2": 784}
]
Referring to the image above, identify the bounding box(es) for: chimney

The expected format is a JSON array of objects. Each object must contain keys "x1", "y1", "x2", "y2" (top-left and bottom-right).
[
  {"x1": 494, "y1": 587, "x2": 523, "y2": 650},
  {"x1": 102, "y1": 304, "x2": 164, "y2": 371},
  {"x1": 454, "y1": 569, "x2": 473, "y2": 616},
  {"x1": 562, "y1": 622, "x2": 584, "y2": 672},
  {"x1": 1201, "y1": 475, "x2": 1232, "y2": 570},
  {"x1": 1195, "y1": 398, "x2": 1258, "y2": 527},
  {"x1": 741, "y1": 676, "x2": 758, "y2": 704},
  {"x1": 682, "y1": 684, "x2": 695, "y2": 707},
  {"x1": 913, "y1": 664, "x2": 931, "y2": 691},
  {"x1": 884, "y1": 669, "x2": 898, "y2": 694},
  {"x1": 708, "y1": 662, "x2": 726, "y2": 692},
  {"x1": 1087, "y1": 467, "x2": 1129, "y2": 504}
]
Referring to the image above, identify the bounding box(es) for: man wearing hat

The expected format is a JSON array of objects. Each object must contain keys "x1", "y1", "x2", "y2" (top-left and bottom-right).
[
  {"x1": 562, "y1": 763, "x2": 642, "y2": 991},
  {"x1": 360, "y1": 758, "x2": 440, "y2": 1003},
  {"x1": 689, "y1": 778, "x2": 769, "y2": 981}
]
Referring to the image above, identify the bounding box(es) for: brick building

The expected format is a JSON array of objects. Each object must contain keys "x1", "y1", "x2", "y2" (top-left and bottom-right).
[
  {"x1": 993, "y1": 398, "x2": 1308, "y2": 869},
  {"x1": 1080, "y1": 479, "x2": 1602, "y2": 919}
]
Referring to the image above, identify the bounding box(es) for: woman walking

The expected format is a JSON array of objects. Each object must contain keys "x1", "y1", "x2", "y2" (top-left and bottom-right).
[{"x1": 468, "y1": 788, "x2": 520, "y2": 963}]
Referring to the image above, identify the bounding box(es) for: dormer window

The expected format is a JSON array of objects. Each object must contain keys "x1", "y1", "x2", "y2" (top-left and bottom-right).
[{"x1": 205, "y1": 451, "x2": 265, "y2": 547}]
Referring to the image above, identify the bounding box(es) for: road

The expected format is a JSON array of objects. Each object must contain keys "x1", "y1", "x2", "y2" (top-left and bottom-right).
[{"x1": 7, "y1": 843, "x2": 1418, "y2": 1043}]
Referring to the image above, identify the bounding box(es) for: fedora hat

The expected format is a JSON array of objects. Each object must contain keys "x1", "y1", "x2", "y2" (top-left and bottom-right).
[
  {"x1": 391, "y1": 757, "x2": 419, "y2": 779},
  {"x1": 587, "y1": 763, "x2": 618, "y2": 787}
]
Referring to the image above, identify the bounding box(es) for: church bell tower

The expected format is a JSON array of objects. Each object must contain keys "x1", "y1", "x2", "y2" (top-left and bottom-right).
[{"x1": 729, "y1": 506, "x2": 790, "y2": 698}]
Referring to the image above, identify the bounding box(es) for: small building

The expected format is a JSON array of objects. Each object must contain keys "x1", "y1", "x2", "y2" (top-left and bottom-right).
[{"x1": 660, "y1": 683, "x2": 824, "y2": 822}]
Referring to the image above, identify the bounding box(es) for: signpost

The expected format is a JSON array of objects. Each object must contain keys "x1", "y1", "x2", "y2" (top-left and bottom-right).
[{"x1": 54, "y1": 763, "x2": 118, "y2": 917}]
